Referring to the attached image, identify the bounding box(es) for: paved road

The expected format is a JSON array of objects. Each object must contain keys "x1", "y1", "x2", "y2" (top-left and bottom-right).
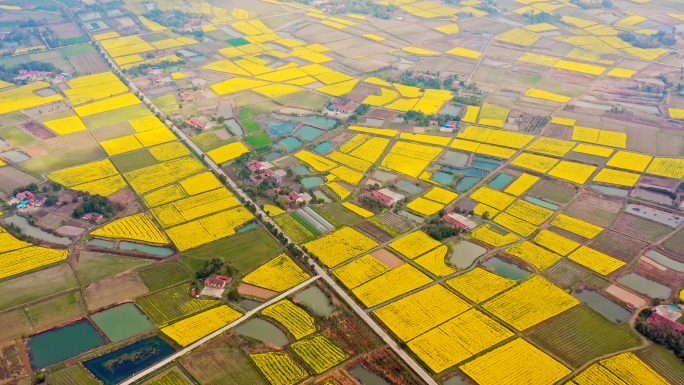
[
  {"x1": 120, "y1": 276, "x2": 320, "y2": 385},
  {"x1": 97, "y1": 44, "x2": 439, "y2": 385}
]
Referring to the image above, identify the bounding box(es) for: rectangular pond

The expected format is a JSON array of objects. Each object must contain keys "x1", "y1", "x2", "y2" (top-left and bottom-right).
[
  {"x1": 633, "y1": 188, "x2": 674, "y2": 205},
  {"x1": 295, "y1": 125, "x2": 325, "y2": 142},
  {"x1": 440, "y1": 151, "x2": 469, "y2": 168},
  {"x1": 5, "y1": 215, "x2": 72, "y2": 245},
  {"x1": 524, "y1": 196, "x2": 559, "y2": 210},
  {"x1": 294, "y1": 286, "x2": 335, "y2": 317},
  {"x1": 276, "y1": 137, "x2": 304, "y2": 153},
  {"x1": 224, "y1": 119, "x2": 243, "y2": 136},
  {"x1": 1, "y1": 150, "x2": 30, "y2": 162},
  {"x1": 313, "y1": 141, "x2": 334, "y2": 154},
  {"x1": 645, "y1": 250, "x2": 684, "y2": 273},
  {"x1": 301, "y1": 176, "x2": 325, "y2": 188},
  {"x1": 395, "y1": 180, "x2": 424, "y2": 194},
  {"x1": 234, "y1": 319, "x2": 289, "y2": 346},
  {"x1": 482, "y1": 257, "x2": 531, "y2": 280},
  {"x1": 119, "y1": 242, "x2": 173, "y2": 257},
  {"x1": 617, "y1": 273, "x2": 672, "y2": 299},
  {"x1": 432, "y1": 171, "x2": 454, "y2": 185},
  {"x1": 292, "y1": 165, "x2": 310, "y2": 175},
  {"x1": 473, "y1": 161, "x2": 500, "y2": 170},
  {"x1": 450, "y1": 241, "x2": 487, "y2": 269},
  {"x1": 264, "y1": 120, "x2": 298, "y2": 136},
  {"x1": 455, "y1": 176, "x2": 482, "y2": 192},
  {"x1": 273, "y1": 114, "x2": 337, "y2": 129},
  {"x1": 591, "y1": 185, "x2": 629, "y2": 197},
  {"x1": 84, "y1": 337, "x2": 175, "y2": 385},
  {"x1": 91, "y1": 303, "x2": 154, "y2": 342},
  {"x1": 28, "y1": 320, "x2": 106, "y2": 368},
  {"x1": 488, "y1": 174, "x2": 513, "y2": 189},
  {"x1": 572, "y1": 288, "x2": 631, "y2": 323}
]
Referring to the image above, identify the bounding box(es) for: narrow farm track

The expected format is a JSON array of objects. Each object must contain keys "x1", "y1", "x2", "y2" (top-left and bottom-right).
[{"x1": 96, "y1": 41, "x2": 439, "y2": 385}]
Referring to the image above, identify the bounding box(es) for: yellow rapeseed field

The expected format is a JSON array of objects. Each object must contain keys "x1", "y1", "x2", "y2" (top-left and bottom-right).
[
  {"x1": 162, "y1": 305, "x2": 242, "y2": 346},
  {"x1": 526, "y1": 137, "x2": 576, "y2": 157},
  {"x1": 74, "y1": 93, "x2": 141, "y2": 116},
  {"x1": 470, "y1": 225, "x2": 520, "y2": 247},
  {"x1": 399, "y1": 133, "x2": 451, "y2": 146},
  {"x1": 44, "y1": 116, "x2": 88, "y2": 135},
  {"x1": 341, "y1": 202, "x2": 373, "y2": 218},
  {"x1": 296, "y1": 150, "x2": 338, "y2": 172},
  {"x1": 409, "y1": 309, "x2": 514, "y2": 373},
  {"x1": 593, "y1": 168, "x2": 640, "y2": 187},
  {"x1": 348, "y1": 125, "x2": 397, "y2": 137},
  {"x1": 91, "y1": 213, "x2": 167, "y2": 243},
  {"x1": 571, "y1": 144, "x2": 614, "y2": 157},
  {"x1": 363, "y1": 88, "x2": 398, "y2": 106},
  {"x1": 511, "y1": 152, "x2": 559, "y2": 173},
  {"x1": 460, "y1": 338, "x2": 571, "y2": 385},
  {"x1": 206, "y1": 142, "x2": 250, "y2": 164},
  {"x1": 646, "y1": 157, "x2": 684, "y2": 179},
  {"x1": 316, "y1": 79, "x2": 358, "y2": 96},
  {"x1": 605, "y1": 151, "x2": 653, "y2": 172},
  {"x1": 569, "y1": 246, "x2": 626, "y2": 275},
  {"x1": 518, "y1": 52, "x2": 560, "y2": 66},
  {"x1": 551, "y1": 214, "x2": 603, "y2": 239},
  {"x1": 469, "y1": 186, "x2": 515, "y2": 211},
  {"x1": 124, "y1": 157, "x2": 205, "y2": 194},
  {"x1": 325, "y1": 181, "x2": 350, "y2": 199},
  {"x1": 333, "y1": 254, "x2": 389, "y2": 289},
  {"x1": 450, "y1": 138, "x2": 480, "y2": 152},
  {"x1": 340, "y1": 134, "x2": 370, "y2": 153},
  {"x1": 461, "y1": 106, "x2": 480, "y2": 123},
  {"x1": 493, "y1": 212, "x2": 537, "y2": 237},
  {"x1": 149, "y1": 142, "x2": 191, "y2": 162},
  {"x1": 505, "y1": 200, "x2": 553, "y2": 225},
  {"x1": 0, "y1": 82, "x2": 64, "y2": 115},
  {"x1": 389, "y1": 230, "x2": 442, "y2": 259},
  {"x1": 100, "y1": 135, "x2": 144, "y2": 156},
  {"x1": 414, "y1": 246, "x2": 456, "y2": 277},
  {"x1": 505, "y1": 241, "x2": 561, "y2": 271},
  {"x1": 352, "y1": 264, "x2": 433, "y2": 307},
  {"x1": 304, "y1": 227, "x2": 378, "y2": 267},
  {"x1": 551, "y1": 116, "x2": 576, "y2": 126},
  {"x1": 250, "y1": 352, "x2": 308, "y2": 385},
  {"x1": 48, "y1": 159, "x2": 119, "y2": 187},
  {"x1": 263, "y1": 204, "x2": 286, "y2": 217},
  {"x1": 262, "y1": 300, "x2": 316, "y2": 340},
  {"x1": 548, "y1": 161, "x2": 597, "y2": 184},
  {"x1": 242, "y1": 254, "x2": 310, "y2": 291},
  {"x1": 669, "y1": 108, "x2": 684, "y2": 119},
  {"x1": 484, "y1": 276, "x2": 580, "y2": 330},
  {"x1": 0, "y1": 246, "x2": 68, "y2": 280},
  {"x1": 139, "y1": 16, "x2": 168, "y2": 31},
  {"x1": 291, "y1": 335, "x2": 349, "y2": 374},
  {"x1": 445, "y1": 47, "x2": 481, "y2": 59},
  {"x1": 554, "y1": 60, "x2": 607, "y2": 75},
  {"x1": 478, "y1": 103, "x2": 510, "y2": 128},
  {"x1": 534, "y1": 229, "x2": 580, "y2": 256},
  {"x1": 374, "y1": 284, "x2": 471, "y2": 342},
  {"x1": 349, "y1": 137, "x2": 390, "y2": 163},
  {"x1": 446, "y1": 267, "x2": 515, "y2": 303},
  {"x1": 407, "y1": 197, "x2": 444, "y2": 216},
  {"x1": 381, "y1": 153, "x2": 430, "y2": 177},
  {"x1": 607, "y1": 68, "x2": 638, "y2": 78},
  {"x1": 474, "y1": 203, "x2": 499, "y2": 218},
  {"x1": 331, "y1": 166, "x2": 364, "y2": 185},
  {"x1": 458, "y1": 126, "x2": 534, "y2": 148},
  {"x1": 423, "y1": 187, "x2": 458, "y2": 204},
  {"x1": 524, "y1": 89, "x2": 571, "y2": 103},
  {"x1": 72, "y1": 175, "x2": 128, "y2": 197},
  {"x1": 495, "y1": 29, "x2": 541, "y2": 46},
  {"x1": 504, "y1": 173, "x2": 539, "y2": 196}
]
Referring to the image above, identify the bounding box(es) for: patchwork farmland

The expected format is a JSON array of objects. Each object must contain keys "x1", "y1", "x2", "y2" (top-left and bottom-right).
[{"x1": 1, "y1": 0, "x2": 684, "y2": 384}]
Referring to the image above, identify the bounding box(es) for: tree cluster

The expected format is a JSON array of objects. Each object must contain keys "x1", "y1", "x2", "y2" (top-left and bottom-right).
[
  {"x1": 143, "y1": 10, "x2": 191, "y2": 28},
  {"x1": 423, "y1": 218, "x2": 462, "y2": 240},
  {"x1": 72, "y1": 195, "x2": 119, "y2": 218},
  {"x1": 0, "y1": 61, "x2": 57, "y2": 83},
  {"x1": 195, "y1": 258, "x2": 235, "y2": 280}
]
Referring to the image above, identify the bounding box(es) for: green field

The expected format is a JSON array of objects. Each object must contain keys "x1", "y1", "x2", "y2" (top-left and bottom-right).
[
  {"x1": 0, "y1": 126, "x2": 37, "y2": 147},
  {"x1": 226, "y1": 38, "x2": 250, "y2": 46},
  {"x1": 273, "y1": 91, "x2": 329, "y2": 109},
  {"x1": 541, "y1": 258, "x2": 590, "y2": 289},
  {"x1": 528, "y1": 306, "x2": 642, "y2": 368},
  {"x1": 18, "y1": 145, "x2": 107, "y2": 176},
  {"x1": 110, "y1": 150, "x2": 159, "y2": 173},
  {"x1": 138, "y1": 262, "x2": 190, "y2": 291},
  {"x1": 0, "y1": 264, "x2": 78, "y2": 311},
  {"x1": 636, "y1": 345, "x2": 684, "y2": 385},
  {"x1": 291, "y1": 212, "x2": 321, "y2": 236},
  {"x1": 145, "y1": 33, "x2": 169, "y2": 42},
  {"x1": 0, "y1": 112, "x2": 28, "y2": 127},
  {"x1": 181, "y1": 339, "x2": 267, "y2": 385},
  {"x1": 238, "y1": 108, "x2": 257, "y2": 120},
  {"x1": 136, "y1": 283, "x2": 217, "y2": 325},
  {"x1": 74, "y1": 251, "x2": 152, "y2": 285},
  {"x1": 48, "y1": 365, "x2": 102, "y2": 385},
  {"x1": 25, "y1": 291, "x2": 83, "y2": 330},
  {"x1": 241, "y1": 119, "x2": 260, "y2": 133},
  {"x1": 60, "y1": 44, "x2": 96, "y2": 58},
  {"x1": 321, "y1": 204, "x2": 367, "y2": 226},
  {"x1": 147, "y1": 369, "x2": 190, "y2": 385},
  {"x1": 311, "y1": 206, "x2": 343, "y2": 228},
  {"x1": 189, "y1": 131, "x2": 222, "y2": 150},
  {"x1": 183, "y1": 229, "x2": 282, "y2": 270},
  {"x1": 0, "y1": 310, "x2": 32, "y2": 341},
  {"x1": 82, "y1": 105, "x2": 152, "y2": 130},
  {"x1": 60, "y1": 36, "x2": 88, "y2": 45},
  {"x1": 244, "y1": 131, "x2": 270, "y2": 149},
  {"x1": 528, "y1": 179, "x2": 577, "y2": 204}
]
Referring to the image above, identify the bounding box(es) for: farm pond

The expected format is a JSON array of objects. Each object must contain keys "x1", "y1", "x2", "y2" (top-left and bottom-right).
[
  {"x1": 481, "y1": 257, "x2": 531, "y2": 280},
  {"x1": 617, "y1": 273, "x2": 673, "y2": 299},
  {"x1": 572, "y1": 288, "x2": 631, "y2": 323},
  {"x1": 90, "y1": 303, "x2": 154, "y2": 342},
  {"x1": 84, "y1": 336, "x2": 175, "y2": 385},
  {"x1": 5, "y1": 215, "x2": 71, "y2": 245},
  {"x1": 28, "y1": 320, "x2": 105, "y2": 368},
  {"x1": 294, "y1": 286, "x2": 334, "y2": 317},
  {"x1": 234, "y1": 319, "x2": 289, "y2": 346},
  {"x1": 450, "y1": 241, "x2": 487, "y2": 269},
  {"x1": 348, "y1": 366, "x2": 390, "y2": 385}
]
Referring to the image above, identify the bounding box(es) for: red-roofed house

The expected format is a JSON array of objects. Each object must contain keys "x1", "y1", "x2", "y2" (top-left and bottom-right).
[
  {"x1": 365, "y1": 188, "x2": 405, "y2": 207},
  {"x1": 648, "y1": 312, "x2": 684, "y2": 332},
  {"x1": 204, "y1": 275, "x2": 231, "y2": 288},
  {"x1": 187, "y1": 117, "x2": 207, "y2": 129},
  {"x1": 289, "y1": 191, "x2": 302, "y2": 203},
  {"x1": 443, "y1": 213, "x2": 477, "y2": 231},
  {"x1": 82, "y1": 212, "x2": 103, "y2": 222}
]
